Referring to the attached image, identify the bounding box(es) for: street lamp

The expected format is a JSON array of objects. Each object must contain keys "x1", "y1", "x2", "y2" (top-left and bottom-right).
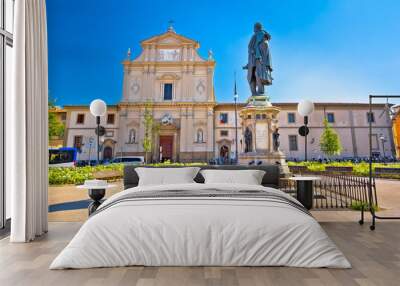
[
  {"x1": 379, "y1": 134, "x2": 386, "y2": 160},
  {"x1": 88, "y1": 137, "x2": 95, "y2": 166},
  {"x1": 90, "y1": 99, "x2": 107, "y2": 165},
  {"x1": 234, "y1": 75, "x2": 239, "y2": 164},
  {"x1": 297, "y1": 100, "x2": 314, "y2": 161}
]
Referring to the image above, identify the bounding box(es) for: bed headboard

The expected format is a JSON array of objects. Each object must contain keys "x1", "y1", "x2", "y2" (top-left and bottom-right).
[{"x1": 123, "y1": 165, "x2": 281, "y2": 190}]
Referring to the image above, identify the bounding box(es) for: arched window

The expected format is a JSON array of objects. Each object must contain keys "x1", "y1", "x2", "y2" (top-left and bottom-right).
[
  {"x1": 128, "y1": 129, "x2": 136, "y2": 144},
  {"x1": 196, "y1": 129, "x2": 204, "y2": 143}
]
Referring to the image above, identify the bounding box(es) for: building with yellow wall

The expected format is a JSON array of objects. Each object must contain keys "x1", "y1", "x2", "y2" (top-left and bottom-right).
[
  {"x1": 48, "y1": 107, "x2": 67, "y2": 148},
  {"x1": 392, "y1": 105, "x2": 400, "y2": 159}
]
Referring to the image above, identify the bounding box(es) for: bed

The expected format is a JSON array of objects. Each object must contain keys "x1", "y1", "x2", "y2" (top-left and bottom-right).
[{"x1": 50, "y1": 165, "x2": 351, "y2": 269}]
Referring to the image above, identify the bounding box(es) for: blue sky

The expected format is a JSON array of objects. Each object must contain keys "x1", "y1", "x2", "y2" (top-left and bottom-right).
[{"x1": 47, "y1": 0, "x2": 400, "y2": 106}]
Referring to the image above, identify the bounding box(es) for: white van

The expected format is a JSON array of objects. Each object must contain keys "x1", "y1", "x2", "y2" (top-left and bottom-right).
[{"x1": 111, "y1": 156, "x2": 145, "y2": 165}]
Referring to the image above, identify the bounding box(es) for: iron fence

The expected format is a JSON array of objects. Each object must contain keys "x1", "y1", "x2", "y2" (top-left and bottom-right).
[{"x1": 280, "y1": 170, "x2": 376, "y2": 209}]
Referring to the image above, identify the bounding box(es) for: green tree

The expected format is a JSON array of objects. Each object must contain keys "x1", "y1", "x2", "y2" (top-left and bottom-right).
[
  {"x1": 48, "y1": 96, "x2": 65, "y2": 140},
  {"x1": 320, "y1": 119, "x2": 342, "y2": 157},
  {"x1": 142, "y1": 101, "x2": 159, "y2": 163}
]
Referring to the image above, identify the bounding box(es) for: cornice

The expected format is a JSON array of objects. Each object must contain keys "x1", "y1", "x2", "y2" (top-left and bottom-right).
[
  {"x1": 118, "y1": 102, "x2": 217, "y2": 108},
  {"x1": 122, "y1": 61, "x2": 215, "y2": 68},
  {"x1": 240, "y1": 106, "x2": 281, "y2": 114}
]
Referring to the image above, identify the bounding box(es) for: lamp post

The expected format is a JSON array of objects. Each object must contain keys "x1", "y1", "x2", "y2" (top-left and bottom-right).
[
  {"x1": 88, "y1": 137, "x2": 94, "y2": 166},
  {"x1": 234, "y1": 75, "x2": 239, "y2": 164},
  {"x1": 90, "y1": 99, "x2": 107, "y2": 165},
  {"x1": 297, "y1": 100, "x2": 314, "y2": 162},
  {"x1": 380, "y1": 135, "x2": 386, "y2": 160}
]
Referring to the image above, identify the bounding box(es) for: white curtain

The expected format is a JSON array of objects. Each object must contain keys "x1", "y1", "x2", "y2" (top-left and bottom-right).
[{"x1": 8, "y1": 0, "x2": 48, "y2": 242}]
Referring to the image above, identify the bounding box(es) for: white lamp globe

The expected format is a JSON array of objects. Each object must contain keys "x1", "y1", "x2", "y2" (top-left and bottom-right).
[
  {"x1": 90, "y1": 99, "x2": 107, "y2": 117},
  {"x1": 297, "y1": 100, "x2": 315, "y2": 117}
]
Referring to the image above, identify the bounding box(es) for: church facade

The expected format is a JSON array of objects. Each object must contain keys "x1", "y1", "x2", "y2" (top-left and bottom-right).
[
  {"x1": 118, "y1": 27, "x2": 216, "y2": 162},
  {"x1": 56, "y1": 29, "x2": 396, "y2": 162}
]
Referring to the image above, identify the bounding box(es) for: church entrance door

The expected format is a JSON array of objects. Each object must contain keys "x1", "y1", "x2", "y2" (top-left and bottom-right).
[
  {"x1": 219, "y1": 145, "x2": 230, "y2": 164},
  {"x1": 159, "y1": 136, "x2": 173, "y2": 162},
  {"x1": 103, "y1": 146, "x2": 113, "y2": 161}
]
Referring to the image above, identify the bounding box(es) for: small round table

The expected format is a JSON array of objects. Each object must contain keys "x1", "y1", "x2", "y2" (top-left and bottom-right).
[
  {"x1": 288, "y1": 176, "x2": 321, "y2": 210},
  {"x1": 77, "y1": 184, "x2": 116, "y2": 215}
]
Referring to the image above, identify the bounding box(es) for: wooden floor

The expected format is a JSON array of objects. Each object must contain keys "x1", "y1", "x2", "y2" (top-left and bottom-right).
[
  {"x1": 2, "y1": 180, "x2": 400, "y2": 286},
  {"x1": 1, "y1": 220, "x2": 400, "y2": 286}
]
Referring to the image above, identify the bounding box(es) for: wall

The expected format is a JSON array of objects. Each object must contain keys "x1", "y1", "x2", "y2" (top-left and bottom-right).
[
  {"x1": 116, "y1": 29, "x2": 215, "y2": 162},
  {"x1": 214, "y1": 105, "x2": 243, "y2": 158},
  {"x1": 64, "y1": 107, "x2": 119, "y2": 161},
  {"x1": 276, "y1": 104, "x2": 394, "y2": 160},
  {"x1": 391, "y1": 107, "x2": 400, "y2": 159}
]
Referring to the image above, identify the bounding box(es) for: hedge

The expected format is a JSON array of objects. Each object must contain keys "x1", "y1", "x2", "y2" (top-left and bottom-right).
[
  {"x1": 287, "y1": 161, "x2": 400, "y2": 177},
  {"x1": 49, "y1": 161, "x2": 400, "y2": 185},
  {"x1": 49, "y1": 161, "x2": 207, "y2": 185}
]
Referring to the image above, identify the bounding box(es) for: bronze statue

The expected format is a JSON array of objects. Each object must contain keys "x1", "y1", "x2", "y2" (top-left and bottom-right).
[
  {"x1": 244, "y1": 127, "x2": 253, "y2": 153},
  {"x1": 273, "y1": 128, "x2": 280, "y2": 152},
  {"x1": 243, "y1": 22, "x2": 273, "y2": 96}
]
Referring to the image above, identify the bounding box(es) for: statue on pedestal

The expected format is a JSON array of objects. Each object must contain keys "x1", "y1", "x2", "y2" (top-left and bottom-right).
[
  {"x1": 244, "y1": 127, "x2": 253, "y2": 153},
  {"x1": 243, "y1": 22, "x2": 273, "y2": 96},
  {"x1": 237, "y1": 23, "x2": 289, "y2": 175},
  {"x1": 273, "y1": 128, "x2": 280, "y2": 152}
]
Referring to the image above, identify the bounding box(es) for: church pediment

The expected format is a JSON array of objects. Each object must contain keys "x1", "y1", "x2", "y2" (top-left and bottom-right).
[
  {"x1": 141, "y1": 31, "x2": 199, "y2": 48},
  {"x1": 156, "y1": 36, "x2": 181, "y2": 45}
]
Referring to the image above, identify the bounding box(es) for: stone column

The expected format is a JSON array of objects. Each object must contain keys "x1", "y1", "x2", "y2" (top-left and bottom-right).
[
  {"x1": 207, "y1": 107, "x2": 214, "y2": 161},
  {"x1": 122, "y1": 67, "x2": 129, "y2": 102},
  {"x1": 149, "y1": 65, "x2": 156, "y2": 101},
  {"x1": 153, "y1": 132, "x2": 159, "y2": 162},
  {"x1": 182, "y1": 45, "x2": 187, "y2": 61},
  {"x1": 207, "y1": 66, "x2": 213, "y2": 102},
  {"x1": 173, "y1": 132, "x2": 178, "y2": 162},
  {"x1": 180, "y1": 65, "x2": 187, "y2": 101},
  {"x1": 267, "y1": 118, "x2": 272, "y2": 153},
  {"x1": 188, "y1": 47, "x2": 193, "y2": 61},
  {"x1": 142, "y1": 65, "x2": 149, "y2": 101},
  {"x1": 253, "y1": 117, "x2": 257, "y2": 153},
  {"x1": 144, "y1": 46, "x2": 149, "y2": 61},
  {"x1": 150, "y1": 45, "x2": 156, "y2": 61},
  {"x1": 179, "y1": 107, "x2": 189, "y2": 160}
]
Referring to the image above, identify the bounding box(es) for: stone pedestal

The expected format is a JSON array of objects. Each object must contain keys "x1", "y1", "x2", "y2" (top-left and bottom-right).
[{"x1": 238, "y1": 95, "x2": 290, "y2": 176}]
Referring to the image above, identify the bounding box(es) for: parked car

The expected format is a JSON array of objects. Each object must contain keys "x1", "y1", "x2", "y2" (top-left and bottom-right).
[{"x1": 111, "y1": 156, "x2": 145, "y2": 165}]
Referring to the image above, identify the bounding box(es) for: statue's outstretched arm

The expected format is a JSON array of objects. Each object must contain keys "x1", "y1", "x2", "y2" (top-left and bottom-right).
[{"x1": 263, "y1": 30, "x2": 271, "y2": 40}]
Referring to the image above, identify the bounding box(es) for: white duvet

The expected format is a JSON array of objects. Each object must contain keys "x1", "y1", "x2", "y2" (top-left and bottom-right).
[{"x1": 50, "y1": 183, "x2": 351, "y2": 269}]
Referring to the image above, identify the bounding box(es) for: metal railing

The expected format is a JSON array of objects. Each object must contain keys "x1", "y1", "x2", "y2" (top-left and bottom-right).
[{"x1": 281, "y1": 170, "x2": 376, "y2": 209}]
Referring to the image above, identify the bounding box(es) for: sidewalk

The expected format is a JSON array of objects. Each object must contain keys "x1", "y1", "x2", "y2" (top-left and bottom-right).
[{"x1": 48, "y1": 179, "x2": 400, "y2": 222}]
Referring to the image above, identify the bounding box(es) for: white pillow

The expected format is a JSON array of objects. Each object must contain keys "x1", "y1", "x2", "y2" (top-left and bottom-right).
[
  {"x1": 136, "y1": 167, "x2": 200, "y2": 186},
  {"x1": 200, "y1": 169, "x2": 265, "y2": 185}
]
